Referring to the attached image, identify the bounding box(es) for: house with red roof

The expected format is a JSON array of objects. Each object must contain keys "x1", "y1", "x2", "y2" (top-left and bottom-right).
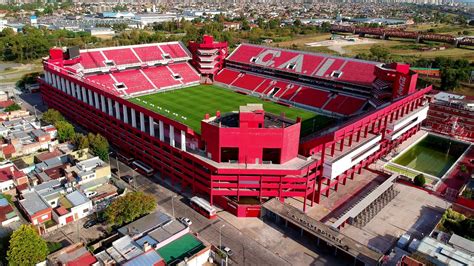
[
  {"x1": 47, "y1": 243, "x2": 98, "y2": 266},
  {"x1": 0, "y1": 161, "x2": 28, "y2": 195},
  {"x1": 0, "y1": 195, "x2": 19, "y2": 226}
]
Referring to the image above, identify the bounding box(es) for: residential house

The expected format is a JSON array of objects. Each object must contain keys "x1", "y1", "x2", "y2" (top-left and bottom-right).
[
  {"x1": 19, "y1": 180, "x2": 93, "y2": 227},
  {"x1": 0, "y1": 161, "x2": 28, "y2": 194},
  {"x1": 0, "y1": 195, "x2": 19, "y2": 226}
]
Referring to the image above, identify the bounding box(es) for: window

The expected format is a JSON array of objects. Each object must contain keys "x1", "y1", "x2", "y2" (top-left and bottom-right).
[
  {"x1": 41, "y1": 214, "x2": 49, "y2": 220},
  {"x1": 83, "y1": 208, "x2": 89, "y2": 213},
  {"x1": 221, "y1": 147, "x2": 239, "y2": 162},
  {"x1": 262, "y1": 148, "x2": 281, "y2": 164}
]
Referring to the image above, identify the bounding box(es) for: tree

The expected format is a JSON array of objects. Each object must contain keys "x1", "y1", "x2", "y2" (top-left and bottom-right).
[
  {"x1": 88, "y1": 133, "x2": 109, "y2": 161},
  {"x1": 4, "y1": 103, "x2": 21, "y2": 112},
  {"x1": 72, "y1": 133, "x2": 89, "y2": 150},
  {"x1": 7, "y1": 225, "x2": 48, "y2": 265},
  {"x1": 105, "y1": 191, "x2": 156, "y2": 226},
  {"x1": 414, "y1": 174, "x2": 426, "y2": 187},
  {"x1": 55, "y1": 121, "x2": 75, "y2": 143},
  {"x1": 42, "y1": 109, "x2": 64, "y2": 125}
]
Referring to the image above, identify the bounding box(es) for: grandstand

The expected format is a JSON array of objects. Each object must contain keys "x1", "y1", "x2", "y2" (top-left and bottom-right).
[{"x1": 40, "y1": 37, "x2": 433, "y2": 218}]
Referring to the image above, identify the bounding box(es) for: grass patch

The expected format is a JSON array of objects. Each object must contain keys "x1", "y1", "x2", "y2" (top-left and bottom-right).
[
  {"x1": 385, "y1": 163, "x2": 420, "y2": 179},
  {"x1": 47, "y1": 242, "x2": 62, "y2": 254},
  {"x1": 130, "y1": 85, "x2": 333, "y2": 136}
]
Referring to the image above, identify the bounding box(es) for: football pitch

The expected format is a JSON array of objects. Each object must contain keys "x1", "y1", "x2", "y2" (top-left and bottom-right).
[{"x1": 129, "y1": 85, "x2": 333, "y2": 135}]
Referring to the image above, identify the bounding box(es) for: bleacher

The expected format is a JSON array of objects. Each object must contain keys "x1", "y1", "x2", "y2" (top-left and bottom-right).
[
  {"x1": 232, "y1": 73, "x2": 268, "y2": 92},
  {"x1": 323, "y1": 95, "x2": 366, "y2": 115},
  {"x1": 227, "y1": 44, "x2": 378, "y2": 87},
  {"x1": 214, "y1": 69, "x2": 241, "y2": 85},
  {"x1": 86, "y1": 74, "x2": 120, "y2": 96},
  {"x1": 112, "y1": 69, "x2": 155, "y2": 94},
  {"x1": 102, "y1": 48, "x2": 141, "y2": 65},
  {"x1": 133, "y1": 46, "x2": 164, "y2": 62},
  {"x1": 80, "y1": 51, "x2": 106, "y2": 69},
  {"x1": 142, "y1": 66, "x2": 181, "y2": 89},
  {"x1": 167, "y1": 62, "x2": 200, "y2": 84},
  {"x1": 291, "y1": 87, "x2": 331, "y2": 109},
  {"x1": 214, "y1": 68, "x2": 367, "y2": 115},
  {"x1": 159, "y1": 43, "x2": 189, "y2": 59},
  {"x1": 78, "y1": 42, "x2": 190, "y2": 71}
]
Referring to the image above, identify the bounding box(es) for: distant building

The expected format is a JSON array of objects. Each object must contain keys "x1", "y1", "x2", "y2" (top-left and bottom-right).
[
  {"x1": 424, "y1": 91, "x2": 474, "y2": 142},
  {"x1": 86, "y1": 27, "x2": 115, "y2": 36}
]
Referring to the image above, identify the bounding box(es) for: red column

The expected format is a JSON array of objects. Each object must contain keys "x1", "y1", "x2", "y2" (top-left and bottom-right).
[
  {"x1": 356, "y1": 129, "x2": 361, "y2": 142},
  {"x1": 331, "y1": 142, "x2": 336, "y2": 156},
  {"x1": 339, "y1": 137, "x2": 345, "y2": 151},
  {"x1": 364, "y1": 125, "x2": 369, "y2": 137},
  {"x1": 348, "y1": 133, "x2": 353, "y2": 146},
  {"x1": 335, "y1": 176, "x2": 340, "y2": 191}
]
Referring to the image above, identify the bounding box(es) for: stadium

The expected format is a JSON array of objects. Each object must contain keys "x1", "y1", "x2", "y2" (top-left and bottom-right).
[{"x1": 39, "y1": 35, "x2": 431, "y2": 217}]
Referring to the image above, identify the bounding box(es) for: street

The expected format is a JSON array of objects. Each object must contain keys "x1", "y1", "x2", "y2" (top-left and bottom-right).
[{"x1": 110, "y1": 156, "x2": 290, "y2": 265}]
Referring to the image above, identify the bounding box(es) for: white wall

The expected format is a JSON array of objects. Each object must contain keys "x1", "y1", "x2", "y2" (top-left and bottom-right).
[{"x1": 323, "y1": 135, "x2": 382, "y2": 179}]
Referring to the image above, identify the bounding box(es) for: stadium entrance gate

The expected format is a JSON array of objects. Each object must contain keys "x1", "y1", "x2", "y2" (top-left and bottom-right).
[{"x1": 261, "y1": 199, "x2": 384, "y2": 266}]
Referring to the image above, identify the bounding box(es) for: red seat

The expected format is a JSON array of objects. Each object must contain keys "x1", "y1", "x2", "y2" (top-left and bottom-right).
[
  {"x1": 167, "y1": 62, "x2": 200, "y2": 84},
  {"x1": 291, "y1": 87, "x2": 330, "y2": 108},
  {"x1": 159, "y1": 43, "x2": 188, "y2": 59},
  {"x1": 112, "y1": 70, "x2": 154, "y2": 94},
  {"x1": 102, "y1": 48, "x2": 140, "y2": 65},
  {"x1": 214, "y1": 69, "x2": 241, "y2": 84},
  {"x1": 133, "y1": 46, "x2": 164, "y2": 62},
  {"x1": 142, "y1": 66, "x2": 181, "y2": 89},
  {"x1": 80, "y1": 51, "x2": 106, "y2": 69}
]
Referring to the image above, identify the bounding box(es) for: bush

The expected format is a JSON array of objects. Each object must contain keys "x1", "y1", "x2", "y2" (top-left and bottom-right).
[
  {"x1": 4, "y1": 103, "x2": 21, "y2": 112},
  {"x1": 414, "y1": 174, "x2": 426, "y2": 187},
  {"x1": 46, "y1": 242, "x2": 62, "y2": 253}
]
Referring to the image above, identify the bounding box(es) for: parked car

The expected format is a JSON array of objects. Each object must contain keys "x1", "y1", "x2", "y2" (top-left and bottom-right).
[
  {"x1": 83, "y1": 219, "x2": 97, "y2": 229},
  {"x1": 121, "y1": 175, "x2": 133, "y2": 184},
  {"x1": 178, "y1": 217, "x2": 192, "y2": 226},
  {"x1": 219, "y1": 246, "x2": 233, "y2": 257}
]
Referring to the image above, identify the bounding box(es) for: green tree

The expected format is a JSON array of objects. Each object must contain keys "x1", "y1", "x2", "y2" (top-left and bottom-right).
[
  {"x1": 414, "y1": 174, "x2": 426, "y2": 187},
  {"x1": 88, "y1": 133, "x2": 109, "y2": 161},
  {"x1": 72, "y1": 133, "x2": 90, "y2": 150},
  {"x1": 42, "y1": 109, "x2": 64, "y2": 125},
  {"x1": 105, "y1": 191, "x2": 156, "y2": 226},
  {"x1": 4, "y1": 103, "x2": 21, "y2": 112},
  {"x1": 7, "y1": 225, "x2": 48, "y2": 265},
  {"x1": 55, "y1": 121, "x2": 75, "y2": 143}
]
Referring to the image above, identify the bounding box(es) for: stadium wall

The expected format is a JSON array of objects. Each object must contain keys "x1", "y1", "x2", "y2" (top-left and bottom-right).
[{"x1": 40, "y1": 66, "x2": 323, "y2": 216}]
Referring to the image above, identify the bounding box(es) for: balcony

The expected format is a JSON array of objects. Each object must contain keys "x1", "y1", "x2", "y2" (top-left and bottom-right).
[
  {"x1": 323, "y1": 133, "x2": 382, "y2": 179},
  {"x1": 385, "y1": 105, "x2": 428, "y2": 141}
]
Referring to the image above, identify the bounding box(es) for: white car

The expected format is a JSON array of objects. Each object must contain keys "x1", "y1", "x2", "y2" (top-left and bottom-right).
[
  {"x1": 179, "y1": 217, "x2": 192, "y2": 226},
  {"x1": 221, "y1": 246, "x2": 233, "y2": 257}
]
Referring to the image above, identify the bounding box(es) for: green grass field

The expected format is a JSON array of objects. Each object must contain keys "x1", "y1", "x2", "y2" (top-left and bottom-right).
[{"x1": 130, "y1": 85, "x2": 333, "y2": 135}]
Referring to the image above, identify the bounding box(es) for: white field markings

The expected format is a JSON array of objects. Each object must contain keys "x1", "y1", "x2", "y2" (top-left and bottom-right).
[{"x1": 137, "y1": 98, "x2": 188, "y2": 120}]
